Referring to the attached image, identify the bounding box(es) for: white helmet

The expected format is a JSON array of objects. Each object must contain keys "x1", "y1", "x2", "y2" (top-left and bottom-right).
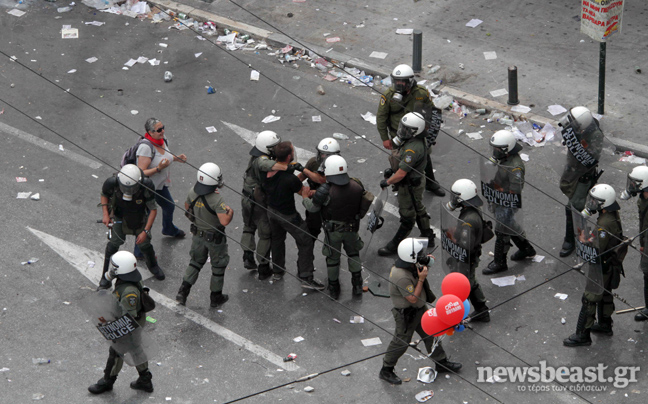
[
  {"x1": 560, "y1": 106, "x2": 594, "y2": 132},
  {"x1": 254, "y1": 130, "x2": 281, "y2": 156},
  {"x1": 397, "y1": 238, "x2": 428, "y2": 264},
  {"x1": 393, "y1": 112, "x2": 426, "y2": 147},
  {"x1": 620, "y1": 166, "x2": 648, "y2": 200},
  {"x1": 582, "y1": 183, "x2": 617, "y2": 217},
  {"x1": 489, "y1": 130, "x2": 517, "y2": 160},
  {"x1": 117, "y1": 164, "x2": 142, "y2": 201},
  {"x1": 195, "y1": 162, "x2": 223, "y2": 195},
  {"x1": 105, "y1": 251, "x2": 141, "y2": 283},
  {"x1": 323, "y1": 155, "x2": 350, "y2": 186},
  {"x1": 391, "y1": 64, "x2": 415, "y2": 94},
  {"x1": 316, "y1": 137, "x2": 341, "y2": 164},
  {"x1": 446, "y1": 179, "x2": 483, "y2": 211}
]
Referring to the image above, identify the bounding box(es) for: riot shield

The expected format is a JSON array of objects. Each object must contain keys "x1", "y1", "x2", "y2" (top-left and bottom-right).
[
  {"x1": 81, "y1": 290, "x2": 158, "y2": 366},
  {"x1": 572, "y1": 211, "x2": 604, "y2": 294},
  {"x1": 479, "y1": 156, "x2": 524, "y2": 236},
  {"x1": 361, "y1": 187, "x2": 389, "y2": 262},
  {"x1": 558, "y1": 124, "x2": 604, "y2": 184},
  {"x1": 440, "y1": 205, "x2": 471, "y2": 276}
]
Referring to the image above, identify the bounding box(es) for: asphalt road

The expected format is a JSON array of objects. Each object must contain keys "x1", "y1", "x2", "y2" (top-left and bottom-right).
[{"x1": 0, "y1": 4, "x2": 646, "y2": 404}]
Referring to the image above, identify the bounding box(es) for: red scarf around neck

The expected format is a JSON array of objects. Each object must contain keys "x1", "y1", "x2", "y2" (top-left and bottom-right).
[{"x1": 145, "y1": 133, "x2": 165, "y2": 147}]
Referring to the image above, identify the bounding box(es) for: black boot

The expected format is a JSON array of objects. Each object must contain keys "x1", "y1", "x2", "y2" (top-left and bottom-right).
[
  {"x1": 563, "y1": 304, "x2": 592, "y2": 347},
  {"x1": 98, "y1": 275, "x2": 112, "y2": 290},
  {"x1": 510, "y1": 236, "x2": 536, "y2": 261},
  {"x1": 636, "y1": 277, "x2": 648, "y2": 321},
  {"x1": 257, "y1": 264, "x2": 272, "y2": 280},
  {"x1": 560, "y1": 206, "x2": 575, "y2": 257},
  {"x1": 210, "y1": 291, "x2": 229, "y2": 308},
  {"x1": 351, "y1": 271, "x2": 363, "y2": 296},
  {"x1": 379, "y1": 223, "x2": 412, "y2": 256},
  {"x1": 88, "y1": 376, "x2": 116, "y2": 394},
  {"x1": 243, "y1": 251, "x2": 257, "y2": 270},
  {"x1": 379, "y1": 366, "x2": 402, "y2": 385},
  {"x1": 471, "y1": 302, "x2": 491, "y2": 323},
  {"x1": 175, "y1": 281, "x2": 192, "y2": 305},
  {"x1": 591, "y1": 304, "x2": 613, "y2": 336},
  {"x1": 148, "y1": 265, "x2": 165, "y2": 281},
  {"x1": 419, "y1": 228, "x2": 436, "y2": 250},
  {"x1": 328, "y1": 279, "x2": 341, "y2": 300},
  {"x1": 99, "y1": 244, "x2": 119, "y2": 290},
  {"x1": 130, "y1": 370, "x2": 153, "y2": 393},
  {"x1": 425, "y1": 155, "x2": 445, "y2": 197},
  {"x1": 436, "y1": 358, "x2": 462, "y2": 373},
  {"x1": 483, "y1": 236, "x2": 508, "y2": 275}
]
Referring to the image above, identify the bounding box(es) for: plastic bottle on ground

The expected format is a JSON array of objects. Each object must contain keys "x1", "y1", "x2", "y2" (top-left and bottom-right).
[{"x1": 32, "y1": 358, "x2": 51, "y2": 365}]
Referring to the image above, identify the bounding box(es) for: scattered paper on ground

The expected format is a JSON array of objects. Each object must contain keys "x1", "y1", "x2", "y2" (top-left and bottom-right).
[
  {"x1": 532, "y1": 255, "x2": 545, "y2": 263},
  {"x1": 86, "y1": 57, "x2": 98, "y2": 63},
  {"x1": 620, "y1": 154, "x2": 647, "y2": 164},
  {"x1": 262, "y1": 115, "x2": 281, "y2": 123},
  {"x1": 466, "y1": 132, "x2": 483, "y2": 140},
  {"x1": 250, "y1": 70, "x2": 260, "y2": 81},
  {"x1": 361, "y1": 337, "x2": 382, "y2": 347},
  {"x1": 511, "y1": 105, "x2": 531, "y2": 114},
  {"x1": 554, "y1": 293, "x2": 568, "y2": 300},
  {"x1": 195, "y1": 52, "x2": 202, "y2": 58},
  {"x1": 350, "y1": 316, "x2": 364, "y2": 324},
  {"x1": 62, "y1": 28, "x2": 79, "y2": 39},
  {"x1": 490, "y1": 89, "x2": 508, "y2": 97},
  {"x1": 370, "y1": 51, "x2": 388, "y2": 59},
  {"x1": 395, "y1": 28, "x2": 414, "y2": 35},
  {"x1": 137, "y1": 56, "x2": 148, "y2": 64},
  {"x1": 361, "y1": 112, "x2": 376, "y2": 125},
  {"x1": 293, "y1": 336, "x2": 304, "y2": 342},
  {"x1": 312, "y1": 116, "x2": 321, "y2": 122},
  {"x1": 124, "y1": 58, "x2": 137, "y2": 67},
  {"x1": 466, "y1": 19, "x2": 483, "y2": 28},
  {"x1": 483, "y1": 51, "x2": 497, "y2": 60},
  {"x1": 520, "y1": 153, "x2": 529, "y2": 161},
  {"x1": 16, "y1": 177, "x2": 27, "y2": 182},
  {"x1": 85, "y1": 21, "x2": 105, "y2": 26},
  {"x1": 491, "y1": 275, "x2": 517, "y2": 287},
  {"x1": 8, "y1": 9, "x2": 26, "y2": 17},
  {"x1": 547, "y1": 105, "x2": 567, "y2": 116},
  {"x1": 17, "y1": 192, "x2": 32, "y2": 199},
  {"x1": 205, "y1": 126, "x2": 217, "y2": 133}
]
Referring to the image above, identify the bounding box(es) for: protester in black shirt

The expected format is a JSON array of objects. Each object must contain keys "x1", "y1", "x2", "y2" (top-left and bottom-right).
[{"x1": 264, "y1": 141, "x2": 325, "y2": 290}]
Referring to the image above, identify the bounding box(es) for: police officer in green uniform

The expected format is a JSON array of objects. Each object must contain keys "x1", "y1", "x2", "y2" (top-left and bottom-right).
[
  {"x1": 378, "y1": 113, "x2": 435, "y2": 256},
  {"x1": 483, "y1": 130, "x2": 536, "y2": 275},
  {"x1": 176, "y1": 163, "x2": 233, "y2": 308},
  {"x1": 240, "y1": 131, "x2": 288, "y2": 278},
  {"x1": 445, "y1": 179, "x2": 490, "y2": 321},
  {"x1": 564, "y1": 184, "x2": 623, "y2": 347},
  {"x1": 299, "y1": 137, "x2": 341, "y2": 258},
  {"x1": 88, "y1": 251, "x2": 154, "y2": 394},
  {"x1": 379, "y1": 238, "x2": 462, "y2": 385},
  {"x1": 619, "y1": 167, "x2": 648, "y2": 321},
  {"x1": 377, "y1": 64, "x2": 445, "y2": 197},
  {"x1": 302, "y1": 155, "x2": 367, "y2": 299},
  {"x1": 558, "y1": 106, "x2": 604, "y2": 257},
  {"x1": 99, "y1": 164, "x2": 164, "y2": 289}
]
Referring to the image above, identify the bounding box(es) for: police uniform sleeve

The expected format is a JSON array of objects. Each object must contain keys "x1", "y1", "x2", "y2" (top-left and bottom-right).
[
  {"x1": 376, "y1": 92, "x2": 391, "y2": 142},
  {"x1": 304, "y1": 157, "x2": 319, "y2": 173},
  {"x1": 210, "y1": 194, "x2": 228, "y2": 214},
  {"x1": 256, "y1": 155, "x2": 276, "y2": 172},
  {"x1": 101, "y1": 176, "x2": 118, "y2": 198},
  {"x1": 509, "y1": 160, "x2": 525, "y2": 194},
  {"x1": 119, "y1": 286, "x2": 141, "y2": 318},
  {"x1": 398, "y1": 147, "x2": 418, "y2": 172},
  {"x1": 395, "y1": 274, "x2": 416, "y2": 299}
]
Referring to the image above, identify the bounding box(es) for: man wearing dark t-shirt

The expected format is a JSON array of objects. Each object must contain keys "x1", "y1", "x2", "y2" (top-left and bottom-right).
[{"x1": 264, "y1": 141, "x2": 325, "y2": 290}]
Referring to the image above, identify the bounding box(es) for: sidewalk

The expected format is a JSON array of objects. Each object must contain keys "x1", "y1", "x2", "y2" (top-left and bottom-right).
[{"x1": 150, "y1": 0, "x2": 648, "y2": 157}]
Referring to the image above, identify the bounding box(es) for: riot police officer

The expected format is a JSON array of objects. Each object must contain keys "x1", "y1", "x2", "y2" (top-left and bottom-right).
[
  {"x1": 99, "y1": 164, "x2": 164, "y2": 289},
  {"x1": 88, "y1": 251, "x2": 154, "y2": 394},
  {"x1": 299, "y1": 138, "x2": 341, "y2": 258},
  {"x1": 176, "y1": 163, "x2": 233, "y2": 308},
  {"x1": 377, "y1": 64, "x2": 445, "y2": 196},
  {"x1": 619, "y1": 167, "x2": 648, "y2": 321},
  {"x1": 482, "y1": 130, "x2": 536, "y2": 275},
  {"x1": 564, "y1": 184, "x2": 624, "y2": 346},
  {"x1": 302, "y1": 155, "x2": 367, "y2": 299},
  {"x1": 558, "y1": 106, "x2": 604, "y2": 257},
  {"x1": 240, "y1": 131, "x2": 288, "y2": 278},
  {"x1": 379, "y1": 238, "x2": 461, "y2": 385},
  {"x1": 445, "y1": 179, "x2": 490, "y2": 321},
  {"x1": 378, "y1": 113, "x2": 435, "y2": 256}
]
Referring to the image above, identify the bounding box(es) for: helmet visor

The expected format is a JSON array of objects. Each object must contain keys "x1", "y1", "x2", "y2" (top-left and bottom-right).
[
  {"x1": 625, "y1": 175, "x2": 644, "y2": 196},
  {"x1": 492, "y1": 146, "x2": 508, "y2": 160},
  {"x1": 584, "y1": 193, "x2": 605, "y2": 214},
  {"x1": 396, "y1": 123, "x2": 417, "y2": 141},
  {"x1": 449, "y1": 191, "x2": 463, "y2": 209},
  {"x1": 119, "y1": 182, "x2": 140, "y2": 200},
  {"x1": 392, "y1": 78, "x2": 410, "y2": 93}
]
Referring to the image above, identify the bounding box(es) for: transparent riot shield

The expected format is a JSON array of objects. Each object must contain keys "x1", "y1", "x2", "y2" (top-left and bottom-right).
[
  {"x1": 361, "y1": 187, "x2": 389, "y2": 262},
  {"x1": 81, "y1": 290, "x2": 158, "y2": 366},
  {"x1": 479, "y1": 156, "x2": 524, "y2": 236},
  {"x1": 558, "y1": 124, "x2": 604, "y2": 184},
  {"x1": 572, "y1": 211, "x2": 604, "y2": 294},
  {"x1": 440, "y1": 205, "x2": 471, "y2": 277}
]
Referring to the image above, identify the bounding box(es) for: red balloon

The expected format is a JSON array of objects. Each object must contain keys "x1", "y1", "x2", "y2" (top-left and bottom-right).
[
  {"x1": 441, "y1": 272, "x2": 471, "y2": 302},
  {"x1": 436, "y1": 294, "x2": 465, "y2": 326},
  {"x1": 421, "y1": 308, "x2": 452, "y2": 337}
]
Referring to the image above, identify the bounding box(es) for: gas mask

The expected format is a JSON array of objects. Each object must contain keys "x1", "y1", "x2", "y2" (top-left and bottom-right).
[
  {"x1": 491, "y1": 147, "x2": 508, "y2": 161},
  {"x1": 118, "y1": 181, "x2": 140, "y2": 201},
  {"x1": 105, "y1": 267, "x2": 117, "y2": 282},
  {"x1": 446, "y1": 192, "x2": 463, "y2": 211},
  {"x1": 581, "y1": 194, "x2": 605, "y2": 217},
  {"x1": 392, "y1": 122, "x2": 418, "y2": 148},
  {"x1": 391, "y1": 78, "x2": 411, "y2": 102},
  {"x1": 619, "y1": 176, "x2": 644, "y2": 201}
]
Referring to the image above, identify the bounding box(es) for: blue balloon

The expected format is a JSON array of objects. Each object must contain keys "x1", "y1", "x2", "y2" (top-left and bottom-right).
[
  {"x1": 455, "y1": 324, "x2": 465, "y2": 332},
  {"x1": 462, "y1": 299, "x2": 470, "y2": 320}
]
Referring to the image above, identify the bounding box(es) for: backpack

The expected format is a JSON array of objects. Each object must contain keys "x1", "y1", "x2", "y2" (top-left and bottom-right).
[
  {"x1": 121, "y1": 137, "x2": 167, "y2": 168},
  {"x1": 350, "y1": 177, "x2": 375, "y2": 219}
]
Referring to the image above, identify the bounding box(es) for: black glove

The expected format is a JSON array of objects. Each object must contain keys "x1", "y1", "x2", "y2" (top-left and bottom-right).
[
  {"x1": 383, "y1": 168, "x2": 394, "y2": 179},
  {"x1": 290, "y1": 162, "x2": 304, "y2": 172},
  {"x1": 285, "y1": 166, "x2": 296, "y2": 175},
  {"x1": 380, "y1": 179, "x2": 389, "y2": 189}
]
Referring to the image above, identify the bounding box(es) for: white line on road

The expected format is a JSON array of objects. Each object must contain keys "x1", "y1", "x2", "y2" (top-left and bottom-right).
[
  {"x1": 26, "y1": 226, "x2": 299, "y2": 371},
  {"x1": 1, "y1": 122, "x2": 102, "y2": 169}
]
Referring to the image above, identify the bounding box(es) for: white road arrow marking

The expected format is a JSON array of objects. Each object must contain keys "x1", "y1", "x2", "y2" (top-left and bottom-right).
[
  {"x1": 221, "y1": 121, "x2": 440, "y2": 237},
  {"x1": 26, "y1": 227, "x2": 299, "y2": 371}
]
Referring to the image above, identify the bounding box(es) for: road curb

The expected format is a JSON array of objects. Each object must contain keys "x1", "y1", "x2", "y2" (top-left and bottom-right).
[{"x1": 148, "y1": 0, "x2": 646, "y2": 158}]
